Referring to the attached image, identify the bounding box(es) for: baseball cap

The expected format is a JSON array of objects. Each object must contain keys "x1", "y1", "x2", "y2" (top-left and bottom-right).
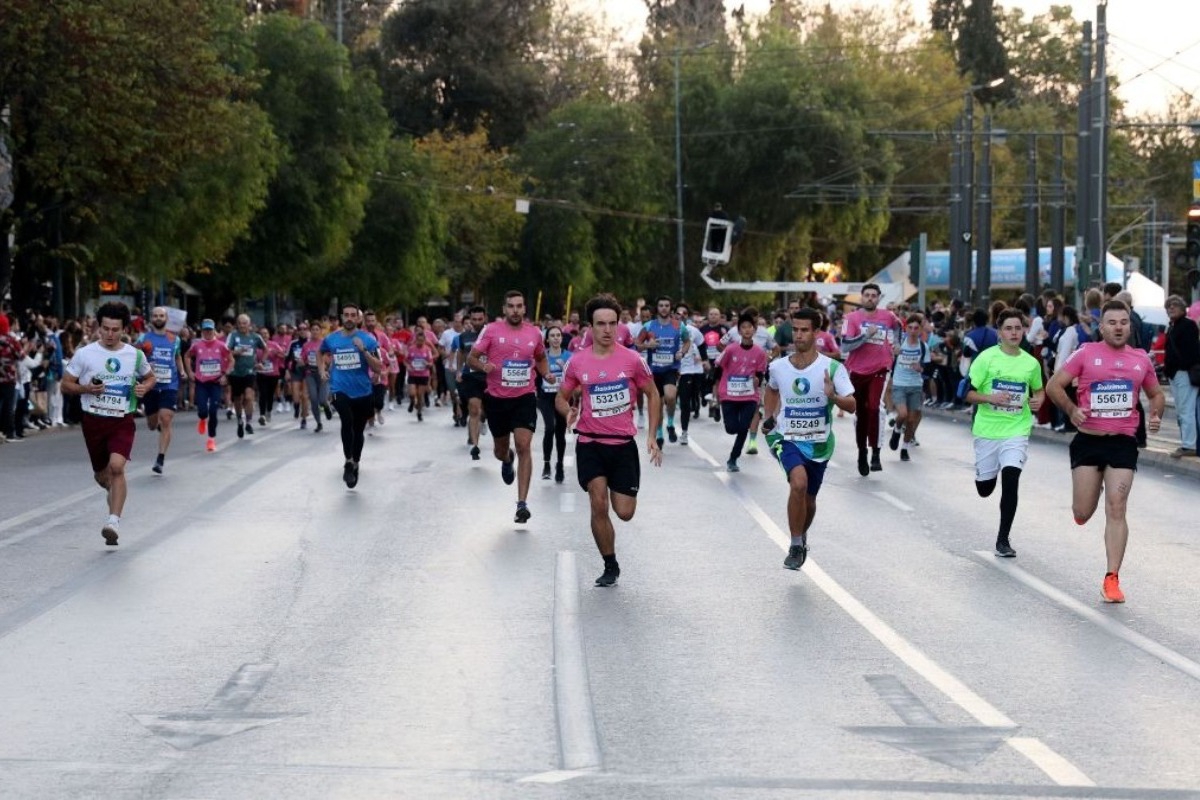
[{"x1": 200, "y1": 319, "x2": 216, "y2": 330}]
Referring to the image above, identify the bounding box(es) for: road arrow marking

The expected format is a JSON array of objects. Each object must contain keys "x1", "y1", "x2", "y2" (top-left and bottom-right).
[
  {"x1": 133, "y1": 663, "x2": 302, "y2": 750},
  {"x1": 847, "y1": 675, "x2": 1016, "y2": 770}
]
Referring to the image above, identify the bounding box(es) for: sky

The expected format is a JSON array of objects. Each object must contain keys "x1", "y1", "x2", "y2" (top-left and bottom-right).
[{"x1": 571, "y1": 0, "x2": 1200, "y2": 117}]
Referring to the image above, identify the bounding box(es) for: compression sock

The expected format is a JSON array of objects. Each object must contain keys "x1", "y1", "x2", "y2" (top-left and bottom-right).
[{"x1": 998, "y1": 467, "x2": 1021, "y2": 539}]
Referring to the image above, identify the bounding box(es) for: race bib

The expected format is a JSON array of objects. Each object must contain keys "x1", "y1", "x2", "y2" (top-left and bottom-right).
[
  {"x1": 153, "y1": 364, "x2": 173, "y2": 383},
  {"x1": 198, "y1": 359, "x2": 221, "y2": 377},
  {"x1": 864, "y1": 324, "x2": 890, "y2": 345},
  {"x1": 781, "y1": 406, "x2": 828, "y2": 442},
  {"x1": 257, "y1": 359, "x2": 274, "y2": 373},
  {"x1": 90, "y1": 382, "x2": 130, "y2": 418},
  {"x1": 726, "y1": 375, "x2": 755, "y2": 398},
  {"x1": 501, "y1": 359, "x2": 531, "y2": 388},
  {"x1": 651, "y1": 348, "x2": 675, "y2": 367},
  {"x1": 989, "y1": 379, "x2": 1027, "y2": 414},
  {"x1": 333, "y1": 350, "x2": 361, "y2": 370},
  {"x1": 1090, "y1": 379, "x2": 1134, "y2": 418},
  {"x1": 589, "y1": 380, "x2": 632, "y2": 418},
  {"x1": 306, "y1": 350, "x2": 318, "y2": 367}
]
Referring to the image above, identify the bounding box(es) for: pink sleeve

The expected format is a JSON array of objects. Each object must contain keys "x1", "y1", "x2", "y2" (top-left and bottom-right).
[
  {"x1": 1060, "y1": 347, "x2": 1084, "y2": 378},
  {"x1": 843, "y1": 312, "x2": 861, "y2": 338},
  {"x1": 473, "y1": 326, "x2": 491, "y2": 357},
  {"x1": 633, "y1": 357, "x2": 654, "y2": 389},
  {"x1": 560, "y1": 359, "x2": 579, "y2": 393}
]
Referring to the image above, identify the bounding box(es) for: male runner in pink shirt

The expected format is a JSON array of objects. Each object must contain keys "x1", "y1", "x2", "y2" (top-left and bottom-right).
[
  {"x1": 467, "y1": 290, "x2": 556, "y2": 524},
  {"x1": 1047, "y1": 300, "x2": 1165, "y2": 604},
  {"x1": 557, "y1": 294, "x2": 661, "y2": 586},
  {"x1": 840, "y1": 282, "x2": 902, "y2": 476}
]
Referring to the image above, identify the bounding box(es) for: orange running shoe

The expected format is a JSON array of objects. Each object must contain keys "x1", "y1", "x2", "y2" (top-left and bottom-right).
[
  {"x1": 205, "y1": 438, "x2": 217, "y2": 453},
  {"x1": 1102, "y1": 572, "x2": 1125, "y2": 604},
  {"x1": 197, "y1": 418, "x2": 206, "y2": 435}
]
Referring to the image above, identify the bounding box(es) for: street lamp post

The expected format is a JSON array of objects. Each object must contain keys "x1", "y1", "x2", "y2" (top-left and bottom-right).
[{"x1": 673, "y1": 50, "x2": 685, "y2": 302}]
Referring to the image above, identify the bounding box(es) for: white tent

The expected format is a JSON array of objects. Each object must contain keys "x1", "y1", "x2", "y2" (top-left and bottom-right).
[{"x1": 1126, "y1": 271, "x2": 1167, "y2": 327}]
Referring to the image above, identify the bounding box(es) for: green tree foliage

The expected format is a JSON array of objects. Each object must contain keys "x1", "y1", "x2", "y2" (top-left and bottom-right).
[
  {"x1": 415, "y1": 129, "x2": 526, "y2": 304},
  {"x1": 997, "y1": 5, "x2": 1083, "y2": 109},
  {"x1": 224, "y1": 13, "x2": 390, "y2": 298},
  {"x1": 0, "y1": 0, "x2": 250, "y2": 307},
  {"x1": 518, "y1": 100, "x2": 671, "y2": 300},
  {"x1": 378, "y1": 0, "x2": 553, "y2": 148},
  {"x1": 323, "y1": 138, "x2": 448, "y2": 309}
]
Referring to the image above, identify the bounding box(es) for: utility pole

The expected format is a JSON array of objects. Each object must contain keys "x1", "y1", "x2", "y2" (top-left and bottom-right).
[
  {"x1": 977, "y1": 114, "x2": 994, "y2": 306},
  {"x1": 1075, "y1": 21, "x2": 1093, "y2": 301},
  {"x1": 1024, "y1": 136, "x2": 1040, "y2": 292},
  {"x1": 1089, "y1": 2, "x2": 1109, "y2": 292},
  {"x1": 673, "y1": 50, "x2": 686, "y2": 301},
  {"x1": 963, "y1": 91, "x2": 975, "y2": 303},
  {"x1": 1051, "y1": 133, "x2": 1067, "y2": 294},
  {"x1": 949, "y1": 118, "x2": 963, "y2": 301}
]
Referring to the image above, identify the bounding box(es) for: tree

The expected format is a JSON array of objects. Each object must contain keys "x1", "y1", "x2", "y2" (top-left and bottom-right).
[
  {"x1": 956, "y1": 0, "x2": 1012, "y2": 105},
  {"x1": 377, "y1": 0, "x2": 552, "y2": 148},
  {"x1": 223, "y1": 13, "x2": 390, "y2": 299},
  {"x1": 0, "y1": 0, "x2": 252, "y2": 311}
]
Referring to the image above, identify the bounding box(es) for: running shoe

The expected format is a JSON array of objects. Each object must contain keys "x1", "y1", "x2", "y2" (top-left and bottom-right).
[
  {"x1": 226, "y1": 409, "x2": 234, "y2": 420},
  {"x1": 259, "y1": 415, "x2": 266, "y2": 426},
  {"x1": 889, "y1": 429, "x2": 901, "y2": 451},
  {"x1": 900, "y1": 449, "x2": 911, "y2": 462},
  {"x1": 1102, "y1": 573, "x2": 1125, "y2": 603},
  {"x1": 323, "y1": 403, "x2": 333, "y2": 420},
  {"x1": 746, "y1": 440, "x2": 758, "y2": 455},
  {"x1": 206, "y1": 438, "x2": 217, "y2": 452},
  {"x1": 237, "y1": 421, "x2": 245, "y2": 439},
  {"x1": 315, "y1": 421, "x2": 323, "y2": 433},
  {"x1": 726, "y1": 459, "x2": 740, "y2": 472},
  {"x1": 471, "y1": 445, "x2": 481, "y2": 461},
  {"x1": 343, "y1": 461, "x2": 355, "y2": 488},
  {"x1": 152, "y1": 462, "x2": 163, "y2": 475},
  {"x1": 101, "y1": 521, "x2": 119, "y2": 546},
  {"x1": 994, "y1": 539, "x2": 1016, "y2": 558},
  {"x1": 347, "y1": 462, "x2": 359, "y2": 489},
  {"x1": 542, "y1": 462, "x2": 551, "y2": 480},
  {"x1": 667, "y1": 426, "x2": 678, "y2": 443},
  {"x1": 870, "y1": 452, "x2": 882, "y2": 472},
  {"x1": 417, "y1": 410, "x2": 423, "y2": 422},
  {"x1": 245, "y1": 422, "x2": 254, "y2": 435},
  {"x1": 679, "y1": 430, "x2": 689, "y2": 445},
  {"x1": 501, "y1": 451, "x2": 515, "y2": 485},
  {"x1": 595, "y1": 563, "x2": 620, "y2": 587},
  {"x1": 783, "y1": 544, "x2": 807, "y2": 570},
  {"x1": 300, "y1": 417, "x2": 307, "y2": 430},
  {"x1": 857, "y1": 449, "x2": 869, "y2": 477},
  {"x1": 713, "y1": 407, "x2": 721, "y2": 423},
  {"x1": 515, "y1": 505, "x2": 531, "y2": 524},
  {"x1": 555, "y1": 462, "x2": 565, "y2": 484},
  {"x1": 197, "y1": 418, "x2": 206, "y2": 435}
]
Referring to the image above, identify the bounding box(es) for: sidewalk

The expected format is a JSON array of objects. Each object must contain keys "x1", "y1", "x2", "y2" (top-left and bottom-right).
[{"x1": 921, "y1": 403, "x2": 1200, "y2": 481}]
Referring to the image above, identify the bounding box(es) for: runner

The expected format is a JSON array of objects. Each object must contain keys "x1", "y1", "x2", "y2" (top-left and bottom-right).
[
  {"x1": 59, "y1": 302, "x2": 156, "y2": 545},
  {"x1": 963, "y1": 309, "x2": 1045, "y2": 558},
  {"x1": 226, "y1": 314, "x2": 266, "y2": 439},
  {"x1": 675, "y1": 302, "x2": 705, "y2": 446},
  {"x1": 467, "y1": 290, "x2": 555, "y2": 523},
  {"x1": 186, "y1": 319, "x2": 232, "y2": 452},
  {"x1": 888, "y1": 314, "x2": 930, "y2": 462},
  {"x1": 1046, "y1": 300, "x2": 1165, "y2": 603},
  {"x1": 699, "y1": 306, "x2": 728, "y2": 422},
  {"x1": 136, "y1": 306, "x2": 186, "y2": 474},
  {"x1": 363, "y1": 310, "x2": 394, "y2": 427},
  {"x1": 285, "y1": 322, "x2": 310, "y2": 428},
  {"x1": 714, "y1": 312, "x2": 770, "y2": 471},
  {"x1": 537, "y1": 324, "x2": 572, "y2": 482},
  {"x1": 761, "y1": 308, "x2": 856, "y2": 570},
  {"x1": 719, "y1": 306, "x2": 778, "y2": 455},
  {"x1": 556, "y1": 294, "x2": 661, "y2": 586},
  {"x1": 635, "y1": 295, "x2": 687, "y2": 447},
  {"x1": 456, "y1": 306, "x2": 489, "y2": 460},
  {"x1": 840, "y1": 283, "x2": 902, "y2": 476},
  {"x1": 403, "y1": 322, "x2": 435, "y2": 422},
  {"x1": 255, "y1": 325, "x2": 285, "y2": 428},
  {"x1": 318, "y1": 304, "x2": 383, "y2": 488},
  {"x1": 300, "y1": 322, "x2": 328, "y2": 433}
]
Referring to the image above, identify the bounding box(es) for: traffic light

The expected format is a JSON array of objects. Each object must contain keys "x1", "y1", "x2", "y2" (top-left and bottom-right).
[{"x1": 1187, "y1": 204, "x2": 1200, "y2": 258}]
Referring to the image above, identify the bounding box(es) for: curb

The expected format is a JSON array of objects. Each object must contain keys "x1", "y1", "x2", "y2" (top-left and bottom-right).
[{"x1": 920, "y1": 405, "x2": 1200, "y2": 482}]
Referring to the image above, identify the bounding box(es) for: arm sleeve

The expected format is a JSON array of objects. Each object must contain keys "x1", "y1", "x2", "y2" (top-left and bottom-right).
[{"x1": 832, "y1": 362, "x2": 854, "y2": 395}]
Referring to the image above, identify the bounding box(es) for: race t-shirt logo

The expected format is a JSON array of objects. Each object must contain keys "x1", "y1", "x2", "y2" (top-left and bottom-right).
[
  {"x1": 105, "y1": 357, "x2": 120, "y2": 373},
  {"x1": 793, "y1": 376, "x2": 811, "y2": 395}
]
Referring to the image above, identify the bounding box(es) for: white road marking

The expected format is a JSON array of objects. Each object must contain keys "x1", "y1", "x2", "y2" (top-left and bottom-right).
[
  {"x1": 516, "y1": 769, "x2": 597, "y2": 784},
  {"x1": 975, "y1": 552, "x2": 1200, "y2": 683},
  {"x1": 687, "y1": 435, "x2": 1094, "y2": 787},
  {"x1": 874, "y1": 492, "x2": 914, "y2": 512},
  {"x1": 0, "y1": 426, "x2": 294, "y2": 548},
  {"x1": 551, "y1": 551, "x2": 602, "y2": 771}
]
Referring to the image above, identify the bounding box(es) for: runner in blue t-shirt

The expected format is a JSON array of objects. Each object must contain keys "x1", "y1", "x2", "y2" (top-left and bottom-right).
[
  {"x1": 135, "y1": 306, "x2": 186, "y2": 474},
  {"x1": 635, "y1": 295, "x2": 690, "y2": 447},
  {"x1": 319, "y1": 304, "x2": 383, "y2": 488}
]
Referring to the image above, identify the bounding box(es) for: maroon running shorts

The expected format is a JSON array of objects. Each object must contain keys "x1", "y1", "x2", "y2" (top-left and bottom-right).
[{"x1": 81, "y1": 413, "x2": 136, "y2": 473}]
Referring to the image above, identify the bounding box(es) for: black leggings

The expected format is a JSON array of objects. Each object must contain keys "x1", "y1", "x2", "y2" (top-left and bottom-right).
[
  {"x1": 536, "y1": 391, "x2": 567, "y2": 465},
  {"x1": 678, "y1": 373, "x2": 703, "y2": 431},
  {"x1": 331, "y1": 392, "x2": 374, "y2": 462},
  {"x1": 257, "y1": 375, "x2": 280, "y2": 417},
  {"x1": 721, "y1": 400, "x2": 758, "y2": 460}
]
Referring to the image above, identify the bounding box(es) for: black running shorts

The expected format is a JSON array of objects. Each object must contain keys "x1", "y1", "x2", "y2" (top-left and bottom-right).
[
  {"x1": 1069, "y1": 431, "x2": 1139, "y2": 472},
  {"x1": 483, "y1": 392, "x2": 538, "y2": 438},
  {"x1": 576, "y1": 439, "x2": 640, "y2": 497},
  {"x1": 653, "y1": 370, "x2": 679, "y2": 394}
]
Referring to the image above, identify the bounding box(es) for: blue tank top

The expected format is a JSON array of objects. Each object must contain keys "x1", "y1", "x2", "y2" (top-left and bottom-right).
[
  {"x1": 642, "y1": 319, "x2": 684, "y2": 374},
  {"x1": 138, "y1": 330, "x2": 179, "y2": 390}
]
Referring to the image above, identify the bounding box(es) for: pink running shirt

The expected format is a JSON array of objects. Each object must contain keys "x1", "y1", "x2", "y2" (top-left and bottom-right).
[
  {"x1": 405, "y1": 342, "x2": 434, "y2": 378},
  {"x1": 300, "y1": 339, "x2": 323, "y2": 371},
  {"x1": 189, "y1": 338, "x2": 230, "y2": 383},
  {"x1": 560, "y1": 346, "x2": 654, "y2": 444},
  {"x1": 1059, "y1": 342, "x2": 1158, "y2": 437},
  {"x1": 716, "y1": 343, "x2": 769, "y2": 403},
  {"x1": 257, "y1": 340, "x2": 286, "y2": 376},
  {"x1": 842, "y1": 308, "x2": 901, "y2": 375},
  {"x1": 472, "y1": 321, "x2": 546, "y2": 398}
]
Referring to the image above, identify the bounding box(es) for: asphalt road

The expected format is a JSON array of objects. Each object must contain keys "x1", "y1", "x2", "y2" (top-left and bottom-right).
[{"x1": 1, "y1": 403, "x2": 1199, "y2": 799}]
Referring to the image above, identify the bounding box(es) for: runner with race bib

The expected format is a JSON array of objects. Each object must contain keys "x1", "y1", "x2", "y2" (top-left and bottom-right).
[
  {"x1": 135, "y1": 306, "x2": 186, "y2": 474},
  {"x1": 713, "y1": 311, "x2": 769, "y2": 472}
]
